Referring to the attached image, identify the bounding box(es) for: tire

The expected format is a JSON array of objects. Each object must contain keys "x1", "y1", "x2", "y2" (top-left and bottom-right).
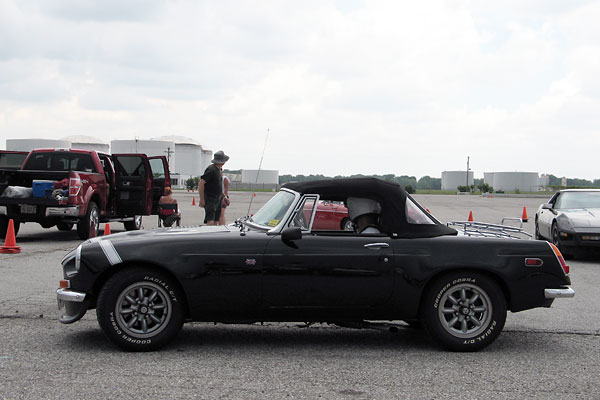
[
  {"x1": 534, "y1": 218, "x2": 542, "y2": 240},
  {"x1": 57, "y1": 222, "x2": 74, "y2": 231},
  {"x1": 341, "y1": 218, "x2": 354, "y2": 231},
  {"x1": 123, "y1": 215, "x2": 142, "y2": 231},
  {"x1": 420, "y1": 272, "x2": 506, "y2": 352},
  {"x1": 551, "y1": 222, "x2": 572, "y2": 259},
  {"x1": 0, "y1": 215, "x2": 20, "y2": 239},
  {"x1": 77, "y1": 202, "x2": 99, "y2": 240},
  {"x1": 96, "y1": 267, "x2": 185, "y2": 351}
]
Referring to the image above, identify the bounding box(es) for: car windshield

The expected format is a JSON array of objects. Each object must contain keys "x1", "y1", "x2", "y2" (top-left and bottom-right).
[
  {"x1": 555, "y1": 192, "x2": 600, "y2": 209},
  {"x1": 249, "y1": 190, "x2": 296, "y2": 228}
]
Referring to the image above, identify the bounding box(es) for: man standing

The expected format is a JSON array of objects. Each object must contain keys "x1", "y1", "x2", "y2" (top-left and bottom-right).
[{"x1": 199, "y1": 150, "x2": 229, "y2": 225}]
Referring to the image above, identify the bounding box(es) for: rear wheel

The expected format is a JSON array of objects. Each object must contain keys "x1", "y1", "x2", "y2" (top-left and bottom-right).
[
  {"x1": 77, "y1": 202, "x2": 99, "y2": 240},
  {"x1": 341, "y1": 218, "x2": 354, "y2": 231},
  {"x1": 123, "y1": 215, "x2": 142, "y2": 231},
  {"x1": 0, "y1": 215, "x2": 20, "y2": 239},
  {"x1": 420, "y1": 272, "x2": 506, "y2": 351},
  {"x1": 96, "y1": 267, "x2": 184, "y2": 351}
]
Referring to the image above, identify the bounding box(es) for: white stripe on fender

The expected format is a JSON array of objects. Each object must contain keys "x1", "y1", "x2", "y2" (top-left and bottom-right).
[{"x1": 99, "y1": 240, "x2": 122, "y2": 265}]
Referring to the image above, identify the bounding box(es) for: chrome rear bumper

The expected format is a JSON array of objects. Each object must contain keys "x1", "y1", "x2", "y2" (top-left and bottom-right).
[{"x1": 544, "y1": 286, "x2": 575, "y2": 298}]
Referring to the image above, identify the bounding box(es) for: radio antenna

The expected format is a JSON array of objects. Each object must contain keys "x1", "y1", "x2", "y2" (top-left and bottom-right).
[{"x1": 247, "y1": 129, "x2": 270, "y2": 217}]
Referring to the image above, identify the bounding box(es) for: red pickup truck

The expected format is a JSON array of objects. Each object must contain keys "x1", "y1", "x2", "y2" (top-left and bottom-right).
[{"x1": 0, "y1": 149, "x2": 170, "y2": 240}]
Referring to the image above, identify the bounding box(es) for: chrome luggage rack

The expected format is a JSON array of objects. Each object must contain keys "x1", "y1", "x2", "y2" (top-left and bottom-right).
[{"x1": 447, "y1": 218, "x2": 532, "y2": 240}]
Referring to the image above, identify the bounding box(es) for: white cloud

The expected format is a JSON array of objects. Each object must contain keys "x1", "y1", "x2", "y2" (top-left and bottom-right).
[{"x1": 0, "y1": 0, "x2": 599, "y2": 180}]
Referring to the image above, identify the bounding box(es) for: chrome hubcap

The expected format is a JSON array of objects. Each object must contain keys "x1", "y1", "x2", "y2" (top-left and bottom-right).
[
  {"x1": 438, "y1": 284, "x2": 492, "y2": 338},
  {"x1": 116, "y1": 282, "x2": 172, "y2": 338}
]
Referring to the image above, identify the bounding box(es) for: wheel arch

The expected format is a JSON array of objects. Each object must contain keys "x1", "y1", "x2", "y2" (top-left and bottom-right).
[{"x1": 90, "y1": 261, "x2": 191, "y2": 318}]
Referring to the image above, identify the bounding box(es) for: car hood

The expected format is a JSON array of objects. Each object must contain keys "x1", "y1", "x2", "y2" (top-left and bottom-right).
[
  {"x1": 559, "y1": 208, "x2": 600, "y2": 228},
  {"x1": 86, "y1": 225, "x2": 235, "y2": 244}
]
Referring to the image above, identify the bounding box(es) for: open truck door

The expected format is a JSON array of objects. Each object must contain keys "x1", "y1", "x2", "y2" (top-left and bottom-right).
[
  {"x1": 112, "y1": 154, "x2": 152, "y2": 216},
  {"x1": 148, "y1": 156, "x2": 171, "y2": 215}
]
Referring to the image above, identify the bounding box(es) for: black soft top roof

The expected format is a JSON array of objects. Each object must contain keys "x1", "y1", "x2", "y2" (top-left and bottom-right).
[{"x1": 283, "y1": 177, "x2": 457, "y2": 238}]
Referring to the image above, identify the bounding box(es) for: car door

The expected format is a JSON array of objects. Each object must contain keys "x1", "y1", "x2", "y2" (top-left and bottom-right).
[
  {"x1": 538, "y1": 192, "x2": 560, "y2": 239},
  {"x1": 262, "y1": 196, "x2": 394, "y2": 315},
  {"x1": 112, "y1": 154, "x2": 152, "y2": 216},
  {"x1": 148, "y1": 156, "x2": 171, "y2": 214}
]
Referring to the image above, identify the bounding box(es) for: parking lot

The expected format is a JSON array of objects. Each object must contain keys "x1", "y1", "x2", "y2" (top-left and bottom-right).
[{"x1": 1, "y1": 191, "x2": 599, "y2": 399}]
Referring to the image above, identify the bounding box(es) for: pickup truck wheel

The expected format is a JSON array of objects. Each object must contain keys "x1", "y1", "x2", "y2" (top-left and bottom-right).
[
  {"x1": 124, "y1": 216, "x2": 142, "y2": 231},
  {"x1": 0, "y1": 215, "x2": 20, "y2": 239},
  {"x1": 420, "y1": 272, "x2": 506, "y2": 352},
  {"x1": 77, "y1": 202, "x2": 99, "y2": 240},
  {"x1": 57, "y1": 222, "x2": 74, "y2": 231},
  {"x1": 96, "y1": 267, "x2": 184, "y2": 351}
]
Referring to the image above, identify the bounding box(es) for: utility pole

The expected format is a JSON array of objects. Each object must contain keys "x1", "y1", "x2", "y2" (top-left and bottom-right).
[
  {"x1": 164, "y1": 146, "x2": 174, "y2": 168},
  {"x1": 466, "y1": 156, "x2": 470, "y2": 191}
]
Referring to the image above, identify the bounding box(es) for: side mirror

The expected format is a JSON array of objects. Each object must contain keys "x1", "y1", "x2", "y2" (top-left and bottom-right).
[
  {"x1": 281, "y1": 226, "x2": 302, "y2": 242},
  {"x1": 541, "y1": 203, "x2": 553, "y2": 210}
]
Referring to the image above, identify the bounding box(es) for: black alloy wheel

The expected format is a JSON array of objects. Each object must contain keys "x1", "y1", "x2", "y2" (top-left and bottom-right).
[
  {"x1": 77, "y1": 202, "x2": 99, "y2": 240},
  {"x1": 96, "y1": 267, "x2": 185, "y2": 351},
  {"x1": 420, "y1": 272, "x2": 507, "y2": 352}
]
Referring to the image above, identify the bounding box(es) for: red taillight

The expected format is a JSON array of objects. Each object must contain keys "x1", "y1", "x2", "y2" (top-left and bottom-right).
[
  {"x1": 525, "y1": 258, "x2": 543, "y2": 267},
  {"x1": 69, "y1": 176, "x2": 82, "y2": 196},
  {"x1": 548, "y1": 243, "x2": 569, "y2": 275}
]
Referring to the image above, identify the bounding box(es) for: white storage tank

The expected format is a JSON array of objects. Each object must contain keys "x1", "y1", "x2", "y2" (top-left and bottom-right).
[
  {"x1": 241, "y1": 169, "x2": 279, "y2": 185},
  {"x1": 7, "y1": 138, "x2": 71, "y2": 151},
  {"x1": 441, "y1": 171, "x2": 474, "y2": 191},
  {"x1": 62, "y1": 135, "x2": 109, "y2": 153},
  {"x1": 152, "y1": 136, "x2": 204, "y2": 177},
  {"x1": 111, "y1": 139, "x2": 176, "y2": 173},
  {"x1": 484, "y1": 172, "x2": 540, "y2": 192}
]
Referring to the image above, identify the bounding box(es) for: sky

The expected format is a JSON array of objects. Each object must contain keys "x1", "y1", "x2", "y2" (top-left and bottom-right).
[{"x1": 1, "y1": 0, "x2": 599, "y2": 179}]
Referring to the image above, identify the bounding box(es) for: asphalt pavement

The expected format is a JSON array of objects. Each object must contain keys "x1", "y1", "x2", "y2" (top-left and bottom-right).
[{"x1": 1, "y1": 191, "x2": 598, "y2": 399}]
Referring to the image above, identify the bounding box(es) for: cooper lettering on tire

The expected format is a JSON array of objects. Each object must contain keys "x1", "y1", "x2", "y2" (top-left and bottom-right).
[
  {"x1": 96, "y1": 267, "x2": 184, "y2": 351},
  {"x1": 421, "y1": 272, "x2": 506, "y2": 351}
]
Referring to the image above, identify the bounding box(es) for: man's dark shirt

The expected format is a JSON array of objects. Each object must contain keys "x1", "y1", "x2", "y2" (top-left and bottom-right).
[{"x1": 201, "y1": 164, "x2": 222, "y2": 197}]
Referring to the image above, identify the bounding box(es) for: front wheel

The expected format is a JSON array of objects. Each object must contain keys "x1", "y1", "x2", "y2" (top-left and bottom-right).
[
  {"x1": 96, "y1": 267, "x2": 185, "y2": 351},
  {"x1": 534, "y1": 218, "x2": 542, "y2": 240},
  {"x1": 420, "y1": 272, "x2": 506, "y2": 352},
  {"x1": 123, "y1": 215, "x2": 142, "y2": 231}
]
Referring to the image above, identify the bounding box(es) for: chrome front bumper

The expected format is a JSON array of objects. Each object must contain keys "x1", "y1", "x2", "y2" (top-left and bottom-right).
[
  {"x1": 57, "y1": 288, "x2": 88, "y2": 324},
  {"x1": 544, "y1": 286, "x2": 575, "y2": 299},
  {"x1": 46, "y1": 206, "x2": 79, "y2": 217}
]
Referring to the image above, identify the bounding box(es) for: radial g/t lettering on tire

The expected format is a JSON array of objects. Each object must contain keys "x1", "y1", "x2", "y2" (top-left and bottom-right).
[
  {"x1": 420, "y1": 272, "x2": 506, "y2": 352},
  {"x1": 96, "y1": 267, "x2": 184, "y2": 351}
]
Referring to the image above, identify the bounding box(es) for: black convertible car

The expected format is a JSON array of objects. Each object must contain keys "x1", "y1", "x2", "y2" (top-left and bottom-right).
[{"x1": 57, "y1": 178, "x2": 574, "y2": 352}]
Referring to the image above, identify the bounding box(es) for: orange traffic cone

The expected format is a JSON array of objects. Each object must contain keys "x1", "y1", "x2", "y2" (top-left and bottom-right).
[
  {"x1": 0, "y1": 219, "x2": 21, "y2": 254},
  {"x1": 426, "y1": 208, "x2": 431, "y2": 213},
  {"x1": 522, "y1": 206, "x2": 528, "y2": 223},
  {"x1": 89, "y1": 220, "x2": 96, "y2": 238},
  {"x1": 192, "y1": 197, "x2": 196, "y2": 206},
  {"x1": 104, "y1": 223, "x2": 111, "y2": 235},
  {"x1": 468, "y1": 211, "x2": 474, "y2": 222}
]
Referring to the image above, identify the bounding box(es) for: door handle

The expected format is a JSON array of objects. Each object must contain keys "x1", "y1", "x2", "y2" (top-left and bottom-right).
[{"x1": 364, "y1": 243, "x2": 390, "y2": 250}]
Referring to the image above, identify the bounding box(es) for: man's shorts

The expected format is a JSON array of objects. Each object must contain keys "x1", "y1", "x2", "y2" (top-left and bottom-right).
[{"x1": 204, "y1": 195, "x2": 222, "y2": 223}]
